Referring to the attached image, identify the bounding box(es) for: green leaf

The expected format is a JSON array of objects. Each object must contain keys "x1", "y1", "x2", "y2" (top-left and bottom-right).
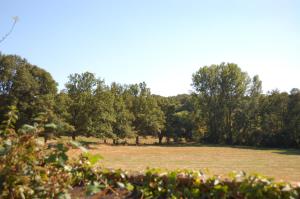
[
  {"x1": 69, "y1": 140, "x2": 81, "y2": 148},
  {"x1": 85, "y1": 153, "x2": 102, "y2": 165},
  {"x1": 126, "y1": 183, "x2": 134, "y2": 191},
  {"x1": 86, "y1": 182, "x2": 103, "y2": 196},
  {"x1": 46, "y1": 154, "x2": 57, "y2": 163},
  {"x1": 69, "y1": 140, "x2": 88, "y2": 152},
  {"x1": 0, "y1": 146, "x2": 6, "y2": 155},
  {"x1": 4, "y1": 139, "x2": 12, "y2": 147},
  {"x1": 45, "y1": 123, "x2": 57, "y2": 129}
]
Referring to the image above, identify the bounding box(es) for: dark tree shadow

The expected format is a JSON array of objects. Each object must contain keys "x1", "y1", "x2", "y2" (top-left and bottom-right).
[
  {"x1": 78, "y1": 140, "x2": 100, "y2": 149},
  {"x1": 76, "y1": 137, "x2": 300, "y2": 156},
  {"x1": 272, "y1": 149, "x2": 300, "y2": 156},
  {"x1": 116, "y1": 142, "x2": 300, "y2": 155}
]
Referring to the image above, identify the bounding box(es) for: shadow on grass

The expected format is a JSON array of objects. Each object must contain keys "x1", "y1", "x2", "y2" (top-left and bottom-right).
[
  {"x1": 77, "y1": 140, "x2": 100, "y2": 149},
  {"x1": 272, "y1": 149, "x2": 300, "y2": 155},
  {"x1": 119, "y1": 142, "x2": 300, "y2": 155},
  {"x1": 67, "y1": 136, "x2": 300, "y2": 156}
]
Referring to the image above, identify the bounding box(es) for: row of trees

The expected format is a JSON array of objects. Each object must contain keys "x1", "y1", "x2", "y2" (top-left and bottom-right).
[
  {"x1": 63, "y1": 73, "x2": 165, "y2": 143},
  {"x1": 192, "y1": 63, "x2": 300, "y2": 147},
  {"x1": 1, "y1": 53, "x2": 299, "y2": 147},
  {"x1": 0, "y1": 54, "x2": 166, "y2": 144}
]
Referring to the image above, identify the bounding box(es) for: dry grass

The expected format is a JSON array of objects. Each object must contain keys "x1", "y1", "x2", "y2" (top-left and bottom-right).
[{"x1": 66, "y1": 137, "x2": 300, "y2": 183}]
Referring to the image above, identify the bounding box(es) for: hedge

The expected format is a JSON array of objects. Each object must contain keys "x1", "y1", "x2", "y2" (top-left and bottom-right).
[{"x1": 71, "y1": 156, "x2": 300, "y2": 199}]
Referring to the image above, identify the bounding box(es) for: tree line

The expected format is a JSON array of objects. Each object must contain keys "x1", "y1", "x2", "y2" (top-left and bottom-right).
[{"x1": 0, "y1": 53, "x2": 299, "y2": 147}]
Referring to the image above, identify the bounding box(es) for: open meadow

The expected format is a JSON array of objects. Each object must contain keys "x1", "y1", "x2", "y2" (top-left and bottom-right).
[{"x1": 67, "y1": 137, "x2": 300, "y2": 183}]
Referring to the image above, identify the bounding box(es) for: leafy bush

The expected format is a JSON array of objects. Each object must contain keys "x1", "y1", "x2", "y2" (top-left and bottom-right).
[
  {"x1": 70, "y1": 167, "x2": 300, "y2": 199},
  {"x1": 0, "y1": 107, "x2": 72, "y2": 198}
]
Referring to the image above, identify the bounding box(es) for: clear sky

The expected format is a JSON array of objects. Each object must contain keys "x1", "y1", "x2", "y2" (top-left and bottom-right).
[{"x1": 1, "y1": 0, "x2": 300, "y2": 96}]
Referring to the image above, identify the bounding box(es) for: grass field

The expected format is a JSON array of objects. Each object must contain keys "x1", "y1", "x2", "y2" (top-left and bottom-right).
[{"x1": 66, "y1": 137, "x2": 300, "y2": 183}]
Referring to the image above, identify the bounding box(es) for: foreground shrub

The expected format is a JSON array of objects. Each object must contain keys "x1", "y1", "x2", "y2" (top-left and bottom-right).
[
  {"x1": 0, "y1": 106, "x2": 72, "y2": 198},
  {"x1": 70, "y1": 167, "x2": 300, "y2": 199}
]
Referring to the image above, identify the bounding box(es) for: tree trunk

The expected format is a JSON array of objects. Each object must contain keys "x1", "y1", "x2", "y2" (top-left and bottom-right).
[
  {"x1": 104, "y1": 139, "x2": 107, "y2": 144},
  {"x1": 174, "y1": 136, "x2": 179, "y2": 143},
  {"x1": 44, "y1": 134, "x2": 48, "y2": 144},
  {"x1": 72, "y1": 132, "x2": 76, "y2": 140},
  {"x1": 135, "y1": 136, "x2": 140, "y2": 145},
  {"x1": 158, "y1": 134, "x2": 163, "y2": 145},
  {"x1": 166, "y1": 136, "x2": 170, "y2": 144},
  {"x1": 113, "y1": 138, "x2": 119, "y2": 145}
]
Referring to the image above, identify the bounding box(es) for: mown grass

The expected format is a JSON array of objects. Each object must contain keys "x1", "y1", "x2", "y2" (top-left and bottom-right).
[{"x1": 65, "y1": 136, "x2": 300, "y2": 183}]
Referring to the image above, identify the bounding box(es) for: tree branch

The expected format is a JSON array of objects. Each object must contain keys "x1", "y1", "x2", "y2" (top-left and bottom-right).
[{"x1": 0, "y1": 16, "x2": 19, "y2": 44}]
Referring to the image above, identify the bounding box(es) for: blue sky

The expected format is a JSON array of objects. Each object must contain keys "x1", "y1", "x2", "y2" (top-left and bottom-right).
[{"x1": 1, "y1": 0, "x2": 300, "y2": 96}]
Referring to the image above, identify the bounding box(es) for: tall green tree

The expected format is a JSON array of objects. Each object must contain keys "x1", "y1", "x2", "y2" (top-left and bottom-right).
[
  {"x1": 192, "y1": 63, "x2": 251, "y2": 144},
  {"x1": 286, "y1": 88, "x2": 300, "y2": 147},
  {"x1": 259, "y1": 90, "x2": 289, "y2": 146},
  {"x1": 90, "y1": 82, "x2": 115, "y2": 140},
  {"x1": 65, "y1": 72, "x2": 100, "y2": 139},
  {"x1": 110, "y1": 82, "x2": 135, "y2": 142},
  {"x1": 0, "y1": 54, "x2": 57, "y2": 128},
  {"x1": 234, "y1": 75, "x2": 263, "y2": 145},
  {"x1": 154, "y1": 96, "x2": 176, "y2": 143},
  {"x1": 126, "y1": 82, "x2": 165, "y2": 144},
  {"x1": 53, "y1": 92, "x2": 75, "y2": 136},
  {"x1": 65, "y1": 72, "x2": 118, "y2": 140}
]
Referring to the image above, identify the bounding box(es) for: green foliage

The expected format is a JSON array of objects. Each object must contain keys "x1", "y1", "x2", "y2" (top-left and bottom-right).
[
  {"x1": 191, "y1": 63, "x2": 300, "y2": 148},
  {"x1": 110, "y1": 82, "x2": 135, "y2": 139},
  {"x1": 65, "y1": 72, "x2": 117, "y2": 140},
  {"x1": 83, "y1": 152, "x2": 102, "y2": 165},
  {"x1": 0, "y1": 54, "x2": 57, "y2": 128},
  {"x1": 0, "y1": 105, "x2": 18, "y2": 137},
  {"x1": 69, "y1": 168, "x2": 300, "y2": 199},
  {"x1": 0, "y1": 108, "x2": 71, "y2": 198},
  {"x1": 64, "y1": 75, "x2": 166, "y2": 143},
  {"x1": 192, "y1": 63, "x2": 250, "y2": 144},
  {"x1": 1, "y1": 53, "x2": 300, "y2": 147},
  {"x1": 127, "y1": 82, "x2": 165, "y2": 143}
]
